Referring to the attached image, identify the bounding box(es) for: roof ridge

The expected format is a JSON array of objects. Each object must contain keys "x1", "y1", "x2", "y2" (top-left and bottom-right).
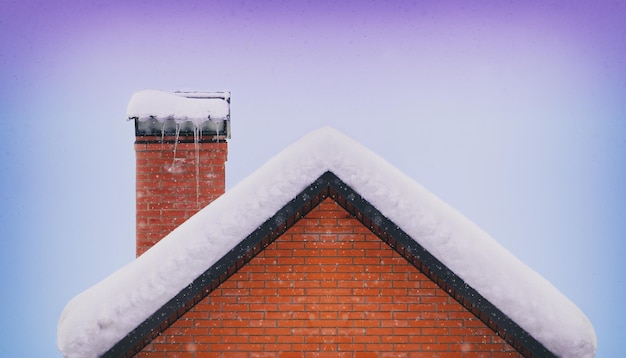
[{"x1": 105, "y1": 171, "x2": 554, "y2": 357}]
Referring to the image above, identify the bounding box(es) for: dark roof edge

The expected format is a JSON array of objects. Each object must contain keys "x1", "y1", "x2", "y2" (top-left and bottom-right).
[
  {"x1": 325, "y1": 173, "x2": 555, "y2": 358},
  {"x1": 104, "y1": 171, "x2": 554, "y2": 358}
]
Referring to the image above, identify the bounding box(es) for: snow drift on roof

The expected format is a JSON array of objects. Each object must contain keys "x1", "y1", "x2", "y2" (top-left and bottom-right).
[
  {"x1": 57, "y1": 127, "x2": 596, "y2": 358},
  {"x1": 126, "y1": 89, "x2": 229, "y2": 126}
]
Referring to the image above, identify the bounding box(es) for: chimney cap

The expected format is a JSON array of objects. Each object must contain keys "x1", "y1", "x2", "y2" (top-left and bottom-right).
[{"x1": 127, "y1": 89, "x2": 231, "y2": 138}]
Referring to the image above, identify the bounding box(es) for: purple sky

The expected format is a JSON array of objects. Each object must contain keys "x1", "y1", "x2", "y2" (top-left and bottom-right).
[{"x1": 1, "y1": 1, "x2": 624, "y2": 356}]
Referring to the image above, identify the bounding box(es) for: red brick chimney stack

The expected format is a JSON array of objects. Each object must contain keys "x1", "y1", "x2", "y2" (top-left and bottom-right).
[{"x1": 128, "y1": 90, "x2": 230, "y2": 256}]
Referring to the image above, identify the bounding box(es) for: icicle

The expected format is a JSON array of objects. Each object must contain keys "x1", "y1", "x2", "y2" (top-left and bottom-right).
[
  {"x1": 194, "y1": 124, "x2": 201, "y2": 208},
  {"x1": 166, "y1": 123, "x2": 182, "y2": 173},
  {"x1": 215, "y1": 120, "x2": 220, "y2": 143},
  {"x1": 160, "y1": 121, "x2": 166, "y2": 147},
  {"x1": 171, "y1": 123, "x2": 181, "y2": 163}
]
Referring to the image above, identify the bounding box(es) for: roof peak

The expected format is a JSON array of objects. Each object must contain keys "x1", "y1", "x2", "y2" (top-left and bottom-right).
[
  {"x1": 58, "y1": 127, "x2": 596, "y2": 358},
  {"x1": 105, "y1": 171, "x2": 554, "y2": 357}
]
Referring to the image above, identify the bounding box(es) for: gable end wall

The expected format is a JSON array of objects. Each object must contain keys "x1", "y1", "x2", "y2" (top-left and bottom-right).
[{"x1": 138, "y1": 198, "x2": 521, "y2": 357}]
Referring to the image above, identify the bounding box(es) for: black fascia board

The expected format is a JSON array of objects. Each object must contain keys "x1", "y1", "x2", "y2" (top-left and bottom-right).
[
  {"x1": 325, "y1": 173, "x2": 555, "y2": 357},
  {"x1": 104, "y1": 171, "x2": 554, "y2": 358},
  {"x1": 104, "y1": 173, "x2": 331, "y2": 357},
  {"x1": 134, "y1": 118, "x2": 230, "y2": 138}
]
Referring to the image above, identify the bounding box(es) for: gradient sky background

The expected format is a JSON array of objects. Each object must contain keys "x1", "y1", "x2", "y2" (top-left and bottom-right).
[{"x1": 1, "y1": 0, "x2": 624, "y2": 356}]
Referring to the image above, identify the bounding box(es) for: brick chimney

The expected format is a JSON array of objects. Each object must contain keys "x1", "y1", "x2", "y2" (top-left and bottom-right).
[{"x1": 128, "y1": 90, "x2": 230, "y2": 256}]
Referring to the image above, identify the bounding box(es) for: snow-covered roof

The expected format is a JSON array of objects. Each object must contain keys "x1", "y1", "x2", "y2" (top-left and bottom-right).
[
  {"x1": 126, "y1": 89, "x2": 230, "y2": 126},
  {"x1": 57, "y1": 127, "x2": 596, "y2": 358}
]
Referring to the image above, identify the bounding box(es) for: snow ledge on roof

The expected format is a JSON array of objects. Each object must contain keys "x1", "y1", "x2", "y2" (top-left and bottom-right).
[{"x1": 57, "y1": 127, "x2": 596, "y2": 358}]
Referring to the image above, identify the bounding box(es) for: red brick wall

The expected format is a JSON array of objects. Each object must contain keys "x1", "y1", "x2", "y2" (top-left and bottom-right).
[
  {"x1": 139, "y1": 198, "x2": 520, "y2": 357},
  {"x1": 135, "y1": 137, "x2": 227, "y2": 256}
]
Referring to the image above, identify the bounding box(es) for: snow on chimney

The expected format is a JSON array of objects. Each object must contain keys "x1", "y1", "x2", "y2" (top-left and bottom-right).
[{"x1": 127, "y1": 90, "x2": 230, "y2": 256}]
